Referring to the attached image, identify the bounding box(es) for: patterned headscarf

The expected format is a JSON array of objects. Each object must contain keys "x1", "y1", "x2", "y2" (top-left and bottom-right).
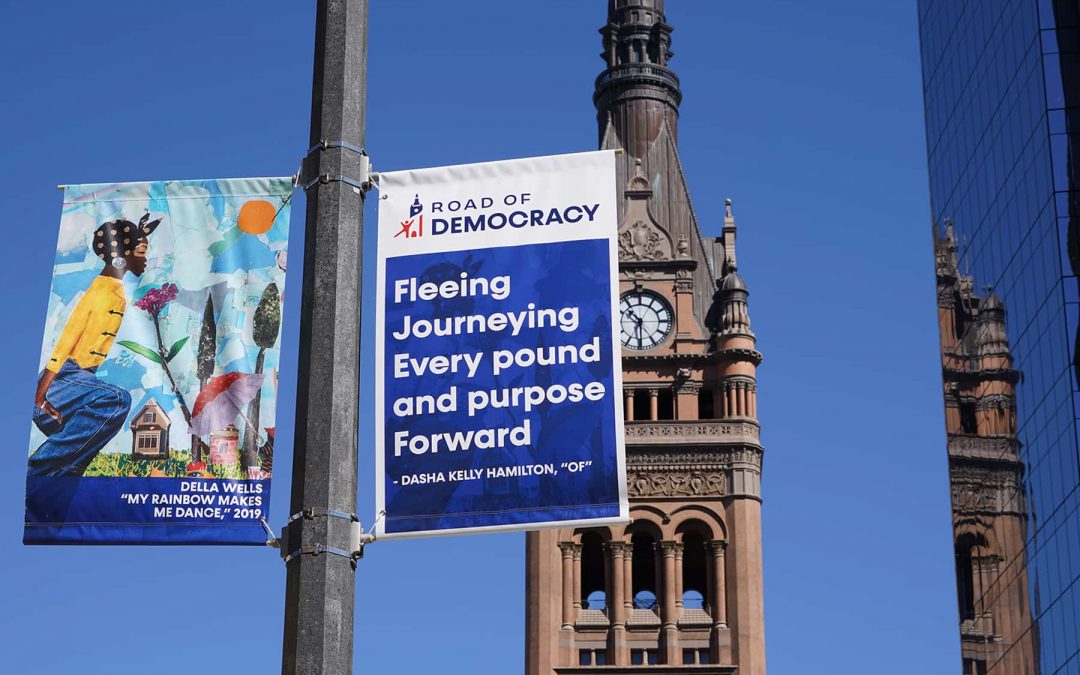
[{"x1": 93, "y1": 213, "x2": 161, "y2": 261}]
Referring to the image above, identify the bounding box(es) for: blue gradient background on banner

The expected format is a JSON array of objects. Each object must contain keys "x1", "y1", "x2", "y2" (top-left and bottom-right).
[{"x1": 383, "y1": 240, "x2": 619, "y2": 533}]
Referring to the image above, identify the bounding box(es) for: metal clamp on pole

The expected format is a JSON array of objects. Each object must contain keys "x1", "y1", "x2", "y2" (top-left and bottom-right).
[
  {"x1": 300, "y1": 139, "x2": 375, "y2": 193},
  {"x1": 306, "y1": 139, "x2": 367, "y2": 157},
  {"x1": 278, "y1": 508, "x2": 376, "y2": 570},
  {"x1": 286, "y1": 506, "x2": 360, "y2": 525}
]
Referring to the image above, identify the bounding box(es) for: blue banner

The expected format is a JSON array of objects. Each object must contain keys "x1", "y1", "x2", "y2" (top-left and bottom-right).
[{"x1": 375, "y1": 151, "x2": 627, "y2": 538}]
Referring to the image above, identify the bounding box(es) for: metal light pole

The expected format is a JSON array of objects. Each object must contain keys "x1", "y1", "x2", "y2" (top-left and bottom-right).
[{"x1": 281, "y1": 0, "x2": 367, "y2": 673}]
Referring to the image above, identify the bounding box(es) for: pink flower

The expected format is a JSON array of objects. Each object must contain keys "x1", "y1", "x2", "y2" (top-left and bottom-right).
[{"x1": 135, "y1": 283, "x2": 179, "y2": 318}]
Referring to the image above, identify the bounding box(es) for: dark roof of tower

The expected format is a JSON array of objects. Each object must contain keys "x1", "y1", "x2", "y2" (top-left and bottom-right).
[
  {"x1": 721, "y1": 265, "x2": 747, "y2": 292},
  {"x1": 980, "y1": 291, "x2": 1004, "y2": 313}
]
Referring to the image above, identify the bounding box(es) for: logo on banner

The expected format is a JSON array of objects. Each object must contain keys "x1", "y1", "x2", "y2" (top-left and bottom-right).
[{"x1": 395, "y1": 194, "x2": 424, "y2": 239}]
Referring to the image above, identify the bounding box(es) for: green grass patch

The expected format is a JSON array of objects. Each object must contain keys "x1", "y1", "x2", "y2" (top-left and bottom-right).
[{"x1": 85, "y1": 451, "x2": 247, "y2": 479}]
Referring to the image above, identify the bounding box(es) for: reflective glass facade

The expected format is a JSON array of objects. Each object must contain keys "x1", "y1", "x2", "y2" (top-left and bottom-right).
[{"x1": 919, "y1": 0, "x2": 1080, "y2": 673}]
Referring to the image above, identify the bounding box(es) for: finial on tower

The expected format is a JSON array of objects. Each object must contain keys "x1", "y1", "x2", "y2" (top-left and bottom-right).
[{"x1": 722, "y1": 198, "x2": 738, "y2": 272}]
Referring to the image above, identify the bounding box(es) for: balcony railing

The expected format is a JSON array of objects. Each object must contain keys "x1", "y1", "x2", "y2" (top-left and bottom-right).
[
  {"x1": 624, "y1": 420, "x2": 760, "y2": 447},
  {"x1": 595, "y1": 63, "x2": 681, "y2": 92}
]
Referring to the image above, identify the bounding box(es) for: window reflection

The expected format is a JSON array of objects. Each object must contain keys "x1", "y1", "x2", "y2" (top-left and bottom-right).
[
  {"x1": 920, "y1": 0, "x2": 1080, "y2": 671},
  {"x1": 934, "y1": 221, "x2": 1039, "y2": 672}
]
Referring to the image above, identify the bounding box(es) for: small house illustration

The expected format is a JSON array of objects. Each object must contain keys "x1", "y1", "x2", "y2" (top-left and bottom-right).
[
  {"x1": 209, "y1": 424, "x2": 240, "y2": 466},
  {"x1": 130, "y1": 398, "x2": 170, "y2": 459}
]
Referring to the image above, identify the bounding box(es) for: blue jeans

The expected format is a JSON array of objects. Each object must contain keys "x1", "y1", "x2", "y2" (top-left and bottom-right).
[{"x1": 28, "y1": 360, "x2": 131, "y2": 476}]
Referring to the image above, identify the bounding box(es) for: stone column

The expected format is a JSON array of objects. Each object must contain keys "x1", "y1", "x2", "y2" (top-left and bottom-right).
[
  {"x1": 559, "y1": 542, "x2": 576, "y2": 630},
  {"x1": 625, "y1": 389, "x2": 634, "y2": 421},
  {"x1": 572, "y1": 544, "x2": 583, "y2": 611},
  {"x1": 675, "y1": 543, "x2": 685, "y2": 613},
  {"x1": 728, "y1": 499, "x2": 765, "y2": 674},
  {"x1": 710, "y1": 540, "x2": 730, "y2": 664},
  {"x1": 527, "y1": 529, "x2": 564, "y2": 675},
  {"x1": 609, "y1": 542, "x2": 630, "y2": 664},
  {"x1": 710, "y1": 540, "x2": 728, "y2": 626},
  {"x1": 649, "y1": 388, "x2": 659, "y2": 421},
  {"x1": 660, "y1": 541, "x2": 680, "y2": 664}
]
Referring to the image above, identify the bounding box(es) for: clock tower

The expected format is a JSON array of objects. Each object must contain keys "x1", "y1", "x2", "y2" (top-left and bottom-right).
[{"x1": 525, "y1": 2, "x2": 766, "y2": 673}]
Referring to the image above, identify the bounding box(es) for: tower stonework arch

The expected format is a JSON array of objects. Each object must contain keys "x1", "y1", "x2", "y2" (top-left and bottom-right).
[{"x1": 526, "y1": 3, "x2": 766, "y2": 673}]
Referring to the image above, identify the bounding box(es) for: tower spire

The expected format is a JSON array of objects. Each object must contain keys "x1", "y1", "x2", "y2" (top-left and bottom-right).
[
  {"x1": 595, "y1": 0, "x2": 682, "y2": 155},
  {"x1": 722, "y1": 198, "x2": 738, "y2": 272}
]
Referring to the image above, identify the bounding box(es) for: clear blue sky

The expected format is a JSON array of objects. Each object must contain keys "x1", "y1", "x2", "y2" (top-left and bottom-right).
[{"x1": 0, "y1": 1, "x2": 958, "y2": 672}]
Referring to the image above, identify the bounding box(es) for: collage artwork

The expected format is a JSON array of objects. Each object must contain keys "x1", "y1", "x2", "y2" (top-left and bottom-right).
[{"x1": 24, "y1": 178, "x2": 292, "y2": 544}]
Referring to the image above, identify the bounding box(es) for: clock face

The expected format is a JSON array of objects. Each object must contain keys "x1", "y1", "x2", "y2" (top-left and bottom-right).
[{"x1": 620, "y1": 292, "x2": 673, "y2": 350}]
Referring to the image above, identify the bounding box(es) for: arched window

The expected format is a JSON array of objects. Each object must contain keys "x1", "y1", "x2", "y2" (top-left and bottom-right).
[
  {"x1": 632, "y1": 531, "x2": 658, "y2": 609},
  {"x1": 682, "y1": 532, "x2": 709, "y2": 609},
  {"x1": 581, "y1": 532, "x2": 607, "y2": 611},
  {"x1": 585, "y1": 590, "x2": 607, "y2": 611},
  {"x1": 954, "y1": 306, "x2": 969, "y2": 344},
  {"x1": 959, "y1": 400, "x2": 978, "y2": 434},
  {"x1": 954, "y1": 533, "x2": 987, "y2": 621}
]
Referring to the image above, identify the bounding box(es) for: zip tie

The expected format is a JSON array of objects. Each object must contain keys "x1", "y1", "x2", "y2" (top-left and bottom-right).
[{"x1": 369, "y1": 509, "x2": 386, "y2": 536}]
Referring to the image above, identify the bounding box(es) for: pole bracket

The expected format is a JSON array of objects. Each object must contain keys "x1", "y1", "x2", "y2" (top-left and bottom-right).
[
  {"x1": 300, "y1": 140, "x2": 375, "y2": 193},
  {"x1": 276, "y1": 508, "x2": 376, "y2": 570},
  {"x1": 281, "y1": 543, "x2": 356, "y2": 564}
]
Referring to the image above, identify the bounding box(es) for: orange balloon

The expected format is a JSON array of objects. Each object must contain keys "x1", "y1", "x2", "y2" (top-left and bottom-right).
[{"x1": 237, "y1": 200, "x2": 277, "y2": 235}]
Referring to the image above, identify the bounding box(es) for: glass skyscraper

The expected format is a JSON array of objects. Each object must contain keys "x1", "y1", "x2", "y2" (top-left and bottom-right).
[{"x1": 918, "y1": 0, "x2": 1080, "y2": 673}]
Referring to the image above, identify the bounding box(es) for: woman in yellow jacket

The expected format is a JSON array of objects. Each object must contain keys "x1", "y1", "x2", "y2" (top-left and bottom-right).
[{"x1": 29, "y1": 214, "x2": 160, "y2": 476}]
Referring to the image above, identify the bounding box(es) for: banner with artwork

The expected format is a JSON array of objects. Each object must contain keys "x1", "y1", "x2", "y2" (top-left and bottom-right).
[
  {"x1": 375, "y1": 150, "x2": 628, "y2": 538},
  {"x1": 24, "y1": 178, "x2": 292, "y2": 544}
]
